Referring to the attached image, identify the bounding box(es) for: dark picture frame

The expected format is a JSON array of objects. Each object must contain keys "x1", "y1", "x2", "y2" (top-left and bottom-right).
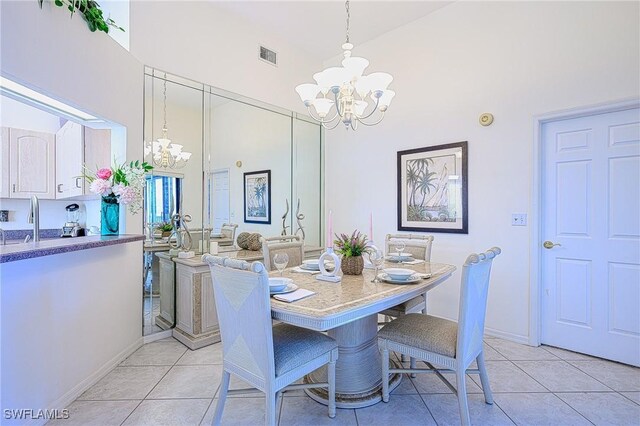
[
  {"x1": 244, "y1": 170, "x2": 271, "y2": 224},
  {"x1": 397, "y1": 142, "x2": 468, "y2": 234}
]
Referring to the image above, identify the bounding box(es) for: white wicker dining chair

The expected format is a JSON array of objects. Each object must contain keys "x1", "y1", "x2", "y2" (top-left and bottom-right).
[
  {"x1": 203, "y1": 255, "x2": 338, "y2": 426},
  {"x1": 261, "y1": 235, "x2": 305, "y2": 271},
  {"x1": 380, "y1": 234, "x2": 435, "y2": 374},
  {"x1": 219, "y1": 223, "x2": 238, "y2": 246},
  {"x1": 378, "y1": 247, "x2": 501, "y2": 426}
]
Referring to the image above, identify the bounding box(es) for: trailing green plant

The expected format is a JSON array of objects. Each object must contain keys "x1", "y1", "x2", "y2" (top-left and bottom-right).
[
  {"x1": 38, "y1": 0, "x2": 124, "y2": 33},
  {"x1": 334, "y1": 230, "x2": 371, "y2": 258}
]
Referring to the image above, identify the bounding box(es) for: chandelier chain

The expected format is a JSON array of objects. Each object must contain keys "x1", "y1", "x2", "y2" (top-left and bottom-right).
[
  {"x1": 345, "y1": 0, "x2": 350, "y2": 44},
  {"x1": 162, "y1": 73, "x2": 167, "y2": 131}
]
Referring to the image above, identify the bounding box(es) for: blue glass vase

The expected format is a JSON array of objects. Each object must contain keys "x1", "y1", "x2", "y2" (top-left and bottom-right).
[{"x1": 101, "y1": 195, "x2": 120, "y2": 236}]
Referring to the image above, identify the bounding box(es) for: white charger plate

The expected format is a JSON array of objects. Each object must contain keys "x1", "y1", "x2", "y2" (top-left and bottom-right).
[
  {"x1": 270, "y1": 283, "x2": 298, "y2": 295},
  {"x1": 378, "y1": 273, "x2": 421, "y2": 284}
]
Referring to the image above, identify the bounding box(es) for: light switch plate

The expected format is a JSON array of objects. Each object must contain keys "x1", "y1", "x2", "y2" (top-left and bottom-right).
[{"x1": 511, "y1": 213, "x2": 527, "y2": 226}]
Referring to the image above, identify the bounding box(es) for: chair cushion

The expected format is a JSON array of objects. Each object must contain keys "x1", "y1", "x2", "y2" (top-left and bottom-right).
[
  {"x1": 378, "y1": 313, "x2": 458, "y2": 358},
  {"x1": 273, "y1": 324, "x2": 337, "y2": 376},
  {"x1": 380, "y1": 295, "x2": 425, "y2": 317}
]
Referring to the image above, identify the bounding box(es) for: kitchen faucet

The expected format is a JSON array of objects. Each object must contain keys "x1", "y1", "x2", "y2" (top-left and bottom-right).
[{"x1": 27, "y1": 195, "x2": 40, "y2": 242}]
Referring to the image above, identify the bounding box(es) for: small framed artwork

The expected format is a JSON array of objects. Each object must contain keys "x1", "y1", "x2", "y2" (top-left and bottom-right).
[
  {"x1": 244, "y1": 170, "x2": 271, "y2": 224},
  {"x1": 397, "y1": 142, "x2": 468, "y2": 234}
]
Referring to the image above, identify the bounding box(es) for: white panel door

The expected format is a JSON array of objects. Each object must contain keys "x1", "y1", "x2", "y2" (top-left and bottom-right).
[
  {"x1": 211, "y1": 169, "x2": 230, "y2": 233},
  {"x1": 542, "y1": 107, "x2": 640, "y2": 366},
  {"x1": 55, "y1": 121, "x2": 84, "y2": 198},
  {"x1": 9, "y1": 128, "x2": 56, "y2": 199}
]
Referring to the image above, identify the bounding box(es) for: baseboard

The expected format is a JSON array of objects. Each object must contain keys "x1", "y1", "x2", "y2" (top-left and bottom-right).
[
  {"x1": 23, "y1": 337, "x2": 144, "y2": 426},
  {"x1": 484, "y1": 327, "x2": 530, "y2": 345},
  {"x1": 143, "y1": 329, "x2": 173, "y2": 344}
]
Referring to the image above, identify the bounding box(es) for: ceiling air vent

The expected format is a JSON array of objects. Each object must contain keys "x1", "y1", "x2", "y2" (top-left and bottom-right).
[{"x1": 259, "y1": 45, "x2": 278, "y2": 66}]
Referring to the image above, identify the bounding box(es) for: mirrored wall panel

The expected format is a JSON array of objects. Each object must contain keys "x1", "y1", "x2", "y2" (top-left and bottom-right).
[{"x1": 142, "y1": 68, "x2": 324, "y2": 335}]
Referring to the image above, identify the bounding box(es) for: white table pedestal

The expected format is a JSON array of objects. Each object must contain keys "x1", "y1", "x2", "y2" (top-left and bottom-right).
[{"x1": 304, "y1": 314, "x2": 402, "y2": 408}]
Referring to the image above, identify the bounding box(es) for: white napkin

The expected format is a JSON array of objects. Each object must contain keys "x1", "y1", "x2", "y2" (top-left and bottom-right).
[
  {"x1": 292, "y1": 266, "x2": 321, "y2": 275},
  {"x1": 273, "y1": 289, "x2": 315, "y2": 302},
  {"x1": 399, "y1": 259, "x2": 425, "y2": 265},
  {"x1": 316, "y1": 274, "x2": 341, "y2": 283}
]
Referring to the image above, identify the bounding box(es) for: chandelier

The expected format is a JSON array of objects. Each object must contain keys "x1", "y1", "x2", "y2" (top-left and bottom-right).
[
  {"x1": 295, "y1": 1, "x2": 395, "y2": 131},
  {"x1": 144, "y1": 75, "x2": 192, "y2": 169}
]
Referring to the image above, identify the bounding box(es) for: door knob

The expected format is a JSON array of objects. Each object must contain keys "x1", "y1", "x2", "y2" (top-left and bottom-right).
[{"x1": 543, "y1": 241, "x2": 561, "y2": 249}]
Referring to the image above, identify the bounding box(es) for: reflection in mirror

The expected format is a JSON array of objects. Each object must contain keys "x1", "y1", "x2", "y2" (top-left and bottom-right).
[{"x1": 142, "y1": 68, "x2": 324, "y2": 336}]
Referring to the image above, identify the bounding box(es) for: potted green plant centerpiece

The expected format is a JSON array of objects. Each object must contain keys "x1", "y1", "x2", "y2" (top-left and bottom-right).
[
  {"x1": 155, "y1": 222, "x2": 173, "y2": 238},
  {"x1": 334, "y1": 230, "x2": 370, "y2": 275}
]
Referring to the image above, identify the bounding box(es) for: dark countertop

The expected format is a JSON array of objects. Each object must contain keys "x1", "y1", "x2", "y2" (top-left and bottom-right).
[{"x1": 0, "y1": 234, "x2": 145, "y2": 264}]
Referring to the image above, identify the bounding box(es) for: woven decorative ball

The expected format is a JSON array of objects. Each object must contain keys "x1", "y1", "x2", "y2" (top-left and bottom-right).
[
  {"x1": 246, "y1": 233, "x2": 263, "y2": 251},
  {"x1": 341, "y1": 255, "x2": 364, "y2": 275},
  {"x1": 236, "y1": 232, "x2": 251, "y2": 249}
]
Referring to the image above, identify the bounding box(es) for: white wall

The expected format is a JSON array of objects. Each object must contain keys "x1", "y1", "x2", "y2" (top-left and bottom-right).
[
  {"x1": 324, "y1": 1, "x2": 640, "y2": 342},
  {"x1": 0, "y1": 242, "x2": 143, "y2": 424},
  {"x1": 1, "y1": 0, "x2": 144, "y2": 235},
  {"x1": 130, "y1": 0, "x2": 321, "y2": 114},
  {"x1": 209, "y1": 100, "x2": 292, "y2": 238},
  {"x1": 0, "y1": 96, "x2": 62, "y2": 133}
]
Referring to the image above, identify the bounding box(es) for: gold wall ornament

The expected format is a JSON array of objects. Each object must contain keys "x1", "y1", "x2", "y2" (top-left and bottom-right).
[
  {"x1": 479, "y1": 113, "x2": 494, "y2": 126},
  {"x1": 236, "y1": 161, "x2": 242, "y2": 168}
]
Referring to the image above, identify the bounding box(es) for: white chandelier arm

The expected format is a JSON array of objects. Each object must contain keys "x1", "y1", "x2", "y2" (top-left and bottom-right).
[
  {"x1": 321, "y1": 118, "x2": 343, "y2": 130},
  {"x1": 332, "y1": 89, "x2": 345, "y2": 118},
  {"x1": 355, "y1": 95, "x2": 381, "y2": 121},
  {"x1": 306, "y1": 105, "x2": 340, "y2": 124},
  {"x1": 356, "y1": 110, "x2": 386, "y2": 127}
]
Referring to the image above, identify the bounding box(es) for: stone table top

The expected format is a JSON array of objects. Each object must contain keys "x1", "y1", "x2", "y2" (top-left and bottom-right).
[{"x1": 270, "y1": 261, "x2": 456, "y2": 331}]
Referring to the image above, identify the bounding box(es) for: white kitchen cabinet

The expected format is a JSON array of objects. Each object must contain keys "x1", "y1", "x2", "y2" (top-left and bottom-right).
[
  {"x1": 0, "y1": 128, "x2": 9, "y2": 198},
  {"x1": 55, "y1": 121, "x2": 84, "y2": 199},
  {"x1": 9, "y1": 127, "x2": 56, "y2": 199},
  {"x1": 83, "y1": 127, "x2": 111, "y2": 196}
]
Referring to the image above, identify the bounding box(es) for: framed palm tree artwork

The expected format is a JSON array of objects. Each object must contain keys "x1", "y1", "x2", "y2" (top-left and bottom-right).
[
  {"x1": 397, "y1": 142, "x2": 468, "y2": 234},
  {"x1": 244, "y1": 170, "x2": 271, "y2": 224}
]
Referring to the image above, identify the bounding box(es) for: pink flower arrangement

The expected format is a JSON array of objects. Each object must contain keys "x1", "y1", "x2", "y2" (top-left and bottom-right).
[
  {"x1": 96, "y1": 168, "x2": 112, "y2": 180},
  {"x1": 83, "y1": 160, "x2": 153, "y2": 214}
]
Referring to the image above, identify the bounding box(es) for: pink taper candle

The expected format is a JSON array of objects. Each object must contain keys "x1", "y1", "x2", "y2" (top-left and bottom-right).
[{"x1": 369, "y1": 212, "x2": 373, "y2": 243}]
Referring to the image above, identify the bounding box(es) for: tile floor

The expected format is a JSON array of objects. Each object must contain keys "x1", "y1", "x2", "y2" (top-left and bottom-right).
[{"x1": 49, "y1": 337, "x2": 640, "y2": 426}]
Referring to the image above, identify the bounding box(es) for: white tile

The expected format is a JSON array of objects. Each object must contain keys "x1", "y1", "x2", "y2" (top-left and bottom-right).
[
  {"x1": 176, "y1": 343, "x2": 223, "y2": 365},
  {"x1": 48, "y1": 400, "x2": 140, "y2": 426},
  {"x1": 542, "y1": 346, "x2": 599, "y2": 361},
  {"x1": 556, "y1": 392, "x2": 640, "y2": 426},
  {"x1": 494, "y1": 393, "x2": 591, "y2": 426},
  {"x1": 411, "y1": 371, "x2": 484, "y2": 394},
  {"x1": 514, "y1": 360, "x2": 611, "y2": 392},
  {"x1": 201, "y1": 397, "x2": 281, "y2": 425},
  {"x1": 391, "y1": 374, "x2": 419, "y2": 395},
  {"x1": 78, "y1": 367, "x2": 170, "y2": 400},
  {"x1": 468, "y1": 361, "x2": 547, "y2": 393},
  {"x1": 354, "y1": 394, "x2": 436, "y2": 425},
  {"x1": 486, "y1": 339, "x2": 559, "y2": 361},
  {"x1": 121, "y1": 341, "x2": 187, "y2": 366},
  {"x1": 570, "y1": 360, "x2": 640, "y2": 391},
  {"x1": 280, "y1": 396, "x2": 357, "y2": 425},
  {"x1": 147, "y1": 365, "x2": 222, "y2": 399},
  {"x1": 122, "y1": 399, "x2": 210, "y2": 425},
  {"x1": 621, "y1": 391, "x2": 640, "y2": 405},
  {"x1": 422, "y1": 393, "x2": 514, "y2": 426}
]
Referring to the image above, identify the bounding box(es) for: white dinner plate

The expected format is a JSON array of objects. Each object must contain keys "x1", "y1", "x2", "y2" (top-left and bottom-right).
[
  {"x1": 269, "y1": 277, "x2": 293, "y2": 292},
  {"x1": 270, "y1": 283, "x2": 299, "y2": 295},
  {"x1": 378, "y1": 273, "x2": 421, "y2": 285}
]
